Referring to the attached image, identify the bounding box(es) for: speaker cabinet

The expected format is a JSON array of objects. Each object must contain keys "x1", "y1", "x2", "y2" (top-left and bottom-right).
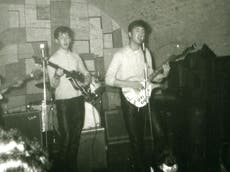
[
  {"x1": 78, "y1": 127, "x2": 107, "y2": 172},
  {"x1": 104, "y1": 108, "x2": 129, "y2": 144},
  {"x1": 3, "y1": 110, "x2": 41, "y2": 142},
  {"x1": 102, "y1": 87, "x2": 121, "y2": 111}
]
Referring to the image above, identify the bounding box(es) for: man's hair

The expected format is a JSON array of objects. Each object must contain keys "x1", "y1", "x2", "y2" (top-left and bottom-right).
[
  {"x1": 54, "y1": 26, "x2": 73, "y2": 39},
  {"x1": 128, "y1": 20, "x2": 150, "y2": 33},
  {"x1": 0, "y1": 129, "x2": 50, "y2": 171}
]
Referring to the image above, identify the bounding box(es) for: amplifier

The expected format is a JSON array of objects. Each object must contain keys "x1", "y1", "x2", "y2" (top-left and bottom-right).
[
  {"x1": 104, "y1": 108, "x2": 129, "y2": 144},
  {"x1": 3, "y1": 110, "x2": 42, "y2": 142},
  {"x1": 78, "y1": 127, "x2": 107, "y2": 172}
]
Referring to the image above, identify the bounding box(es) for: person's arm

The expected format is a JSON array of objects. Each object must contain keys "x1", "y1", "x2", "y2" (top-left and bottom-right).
[
  {"x1": 76, "y1": 55, "x2": 91, "y2": 86},
  {"x1": 152, "y1": 63, "x2": 170, "y2": 83},
  {"x1": 145, "y1": 49, "x2": 170, "y2": 83},
  {"x1": 105, "y1": 52, "x2": 143, "y2": 90},
  {"x1": 47, "y1": 59, "x2": 63, "y2": 88}
]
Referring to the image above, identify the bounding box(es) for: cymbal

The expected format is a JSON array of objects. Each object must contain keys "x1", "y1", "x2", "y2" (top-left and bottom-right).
[{"x1": 35, "y1": 82, "x2": 50, "y2": 89}]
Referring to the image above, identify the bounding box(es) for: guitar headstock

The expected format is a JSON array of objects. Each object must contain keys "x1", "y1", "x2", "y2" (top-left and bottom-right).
[
  {"x1": 174, "y1": 43, "x2": 201, "y2": 62},
  {"x1": 183, "y1": 43, "x2": 199, "y2": 54}
]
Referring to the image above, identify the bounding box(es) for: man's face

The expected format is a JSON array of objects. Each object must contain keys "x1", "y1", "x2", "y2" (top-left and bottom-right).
[
  {"x1": 128, "y1": 26, "x2": 145, "y2": 45},
  {"x1": 55, "y1": 32, "x2": 71, "y2": 50}
]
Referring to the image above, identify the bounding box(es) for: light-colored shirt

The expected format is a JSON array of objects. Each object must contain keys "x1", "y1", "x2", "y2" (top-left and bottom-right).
[
  {"x1": 105, "y1": 46, "x2": 153, "y2": 86},
  {"x1": 48, "y1": 49, "x2": 89, "y2": 100}
]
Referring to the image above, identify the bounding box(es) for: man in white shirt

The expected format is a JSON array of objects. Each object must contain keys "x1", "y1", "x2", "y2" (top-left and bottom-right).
[
  {"x1": 106, "y1": 20, "x2": 169, "y2": 172},
  {"x1": 48, "y1": 26, "x2": 91, "y2": 172}
]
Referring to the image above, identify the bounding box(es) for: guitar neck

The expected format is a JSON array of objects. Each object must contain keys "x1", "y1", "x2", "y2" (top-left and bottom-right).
[
  {"x1": 150, "y1": 55, "x2": 181, "y2": 80},
  {"x1": 47, "y1": 61, "x2": 85, "y2": 83},
  {"x1": 47, "y1": 61, "x2": 72, "y2": 76},
  {"x1": 150, "y1": 44, "x2": 195, "y2": 81},
  {"x1": 33, "y1": 56, "x2": 84, "y2": 82}
]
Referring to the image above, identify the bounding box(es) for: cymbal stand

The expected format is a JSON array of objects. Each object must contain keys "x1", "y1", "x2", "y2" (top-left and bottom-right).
[{"x1": 40, "y1": 44, "x2": 48, "y2": 148}]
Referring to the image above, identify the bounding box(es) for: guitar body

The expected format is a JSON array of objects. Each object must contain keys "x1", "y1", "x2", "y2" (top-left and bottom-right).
[
  {"x1": 68, "y1": 75, "x2": 100, "y2": 104},
  {"x1": 121, "y1": 44, "x2": 197, "y2": 108},
  {"x1": 33, "y1": 55, "x2": 102, "y2": 103},
  {"x1": 122, "y1": 82, "x2": 160, "y2": 108}
]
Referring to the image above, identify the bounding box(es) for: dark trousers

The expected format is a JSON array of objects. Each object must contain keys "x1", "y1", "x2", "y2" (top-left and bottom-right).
[
  {"x1": 53, "y1": 96, "x2": 84, "y2": 172},
  {"x1": 121, "y1": 93, "x2": 149, "y2": 172},
  {"x1": 0, "y1": 107, "x2": 5, "y2": 129}
]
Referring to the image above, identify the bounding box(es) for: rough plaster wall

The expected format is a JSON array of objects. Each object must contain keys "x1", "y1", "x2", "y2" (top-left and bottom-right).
[{"x1": 89, "y1": 0, "x2": 230, "y2": 66}]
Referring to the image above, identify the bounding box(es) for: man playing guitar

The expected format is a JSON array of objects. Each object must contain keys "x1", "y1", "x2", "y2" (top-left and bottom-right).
[
  {"x1": 47, "y1": 26, "x2": 91, "y2": 172},
  {"x1": 105, "y1": 20, "x2": 170, "y2": 172}
]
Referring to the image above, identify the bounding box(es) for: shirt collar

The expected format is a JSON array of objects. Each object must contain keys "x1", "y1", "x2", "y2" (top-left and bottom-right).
[
  {"x1": 126, "y1": 45, "x2": 142, "y2": 54},
  {"x1": 57, "y1": 48, "x2": 71, "y2": 55}
]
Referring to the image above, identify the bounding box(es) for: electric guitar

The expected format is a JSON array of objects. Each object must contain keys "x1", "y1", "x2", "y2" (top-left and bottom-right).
[
  {"x1": 0, "y1": 69, "x2": 42, "y2": 100},
  {"x1": 33, "y1": 56, "x2": 100, "y2": 103},
  {"x1": 122, "y1": 44, "x2": 197, "y2": 108}
]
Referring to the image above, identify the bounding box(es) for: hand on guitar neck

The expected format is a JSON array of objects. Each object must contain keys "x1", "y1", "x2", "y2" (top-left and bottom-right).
[
  {"x1": 54, "y1": 68, "x2": 64, "y2": 78},
  {"x1": 152, "y1": 63, "x2": 170, "y2": 83}
]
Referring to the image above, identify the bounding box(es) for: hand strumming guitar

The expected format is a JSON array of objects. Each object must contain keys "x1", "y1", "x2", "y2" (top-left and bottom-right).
[
  {"x1": 82, "y1": 73, "x2": 91, "y2": 87},
  {"x1": 127, "y1": 81, "x2": 143, "y2": 90},
  {"x1": 112, "y1": 78, "x2": 143, "y2": 91}
]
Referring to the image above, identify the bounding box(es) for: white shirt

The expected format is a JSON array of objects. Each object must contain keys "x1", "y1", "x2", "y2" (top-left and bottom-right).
[
  {"x1": 48, "y1": 49, "x2": 89, "y2": 100},
  {"x1": 105, "y1": 46, "x2": 153, "y2": 86}
]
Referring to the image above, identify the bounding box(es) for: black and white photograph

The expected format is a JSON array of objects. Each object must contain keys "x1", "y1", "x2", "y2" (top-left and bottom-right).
[{"x1": 0, "y1": 0, "x2": 229, "y2": 171}]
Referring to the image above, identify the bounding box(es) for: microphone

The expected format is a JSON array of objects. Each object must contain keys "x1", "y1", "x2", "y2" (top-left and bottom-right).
[
  {"x1": 40, "y1": 43, "x2": 45, "y2": 58},
  {"x1": 142, "y1": 42, "x2": 146, "y2": 52}
]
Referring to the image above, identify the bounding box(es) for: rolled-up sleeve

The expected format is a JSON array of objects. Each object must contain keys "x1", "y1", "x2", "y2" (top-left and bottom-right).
[{"x1": 105, "y1": 52, "x2": 122, "y2": 86}]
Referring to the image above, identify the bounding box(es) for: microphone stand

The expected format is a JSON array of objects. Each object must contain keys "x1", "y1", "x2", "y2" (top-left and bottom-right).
[
  {"x1": 40, "y1": 44, "x2": 48, "y2": 148},
  {"x1": 142, "y1": 43, "x2": 154, "y2": 150}
]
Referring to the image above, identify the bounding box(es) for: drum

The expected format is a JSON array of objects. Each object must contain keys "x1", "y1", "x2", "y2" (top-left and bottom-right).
[
  {"x1": 29, "y1": 101, "x2": 101, "y2": 131},
  {"x1": 83, "y1": 102, "x2": 101, "y2": 130}
]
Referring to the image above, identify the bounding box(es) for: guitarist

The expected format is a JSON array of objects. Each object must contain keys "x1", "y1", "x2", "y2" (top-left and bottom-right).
[
  {"x1": 47, "y1": 26, "x2": 91, "y2": 172},
  {"x1": 105, "y1": 20, "x2": 170, "y2": 172}
]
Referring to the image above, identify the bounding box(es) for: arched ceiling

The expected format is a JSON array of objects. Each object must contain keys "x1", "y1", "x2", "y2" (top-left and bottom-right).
[{"x1": 89, "y1": 0, "x2": 230, "y2": 65}]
